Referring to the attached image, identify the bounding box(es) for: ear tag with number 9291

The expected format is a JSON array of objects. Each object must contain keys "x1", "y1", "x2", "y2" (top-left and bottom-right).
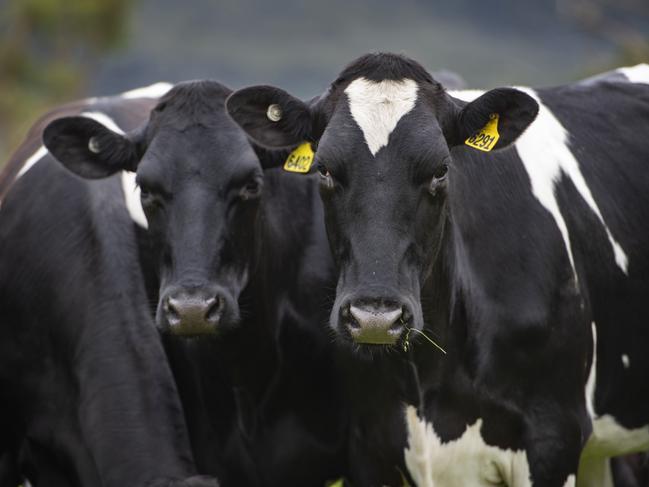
[{"x1": 465, "y1": 113, "x2": 500, "y2": 152}]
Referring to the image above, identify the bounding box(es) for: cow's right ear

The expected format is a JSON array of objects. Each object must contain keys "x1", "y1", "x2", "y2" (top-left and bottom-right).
[
  {"x1": 226, "y1": 86, "x2": 314, "y2": 149},
  {"x1": 43, "y1": 116, "x2": 141, "y2": 179}
]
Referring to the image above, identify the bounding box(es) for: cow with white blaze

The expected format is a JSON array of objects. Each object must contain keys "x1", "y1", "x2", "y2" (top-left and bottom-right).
[{"x1": 227, "y1": 53, "x2": 649, "y2": 486}]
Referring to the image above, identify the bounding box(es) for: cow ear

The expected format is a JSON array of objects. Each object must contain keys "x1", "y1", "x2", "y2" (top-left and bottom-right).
[
  {"x1": 452, "y1": 88, "x2": 539, "y2": 151},
  {"x1": 43, "y1": 116, "x2": 141, "y2": 179},
  {"x1": 226, "y1": 86, "x2": 314, "y2": 149}
]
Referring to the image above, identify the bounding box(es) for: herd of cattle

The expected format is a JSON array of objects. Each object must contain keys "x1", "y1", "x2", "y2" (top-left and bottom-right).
[{"x1": 0, "y1": 53, "x2": 648, "y2": 487}]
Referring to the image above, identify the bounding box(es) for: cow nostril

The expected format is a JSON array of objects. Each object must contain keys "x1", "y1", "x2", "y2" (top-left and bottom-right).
[
  {"x1": 164, "y1": 297, "x2": 181, "y2": 327},
  {"x1": 205, "y1": 295, "x2": 224, "y2": 324}
]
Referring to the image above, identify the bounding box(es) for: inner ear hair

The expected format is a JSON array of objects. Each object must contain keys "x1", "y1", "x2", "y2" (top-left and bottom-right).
[
  {"x1": 458, "y1": 88, "x2": 539, "y2": 148},
  {"x1": 43, "y1": 116, "x2": 140, "y2": 178}
]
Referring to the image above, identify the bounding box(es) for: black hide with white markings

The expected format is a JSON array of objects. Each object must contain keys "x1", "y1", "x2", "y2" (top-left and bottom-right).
[
  {"x1": 39, "y1": 81, "x2": 346, "y2": 486},
  {"x1": 0, "y1": 95, "x2": 218, "y2": 487},
  {"x1": 228, "y1": 53, "x2": 649, "y2": 486}
]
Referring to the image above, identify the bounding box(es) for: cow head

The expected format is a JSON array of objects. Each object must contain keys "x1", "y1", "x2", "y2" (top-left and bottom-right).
[
  {"x1": 227, "y1": 53, "x2": 538, "y2": 349},
  {"x1": 44, "y1": 81, "x2": 266, "y2": 336}
]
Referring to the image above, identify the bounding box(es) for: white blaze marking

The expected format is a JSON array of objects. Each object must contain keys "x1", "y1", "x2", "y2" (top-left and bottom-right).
[
  {"x1": 81, "y1": 112, "x2": 147, "y2": 228},
  {"x1": 345, "y1": 77, "x2": 418, "y2": 156},
  {"x1": 120, "y1": 81, "x2": 172, "y2": 99},
  {"x1": 618, "y1": 64, "x2": 649, "y2": 84},
  {"x1": 586, "y1": 322, "x2": 598, "y2": 418},
  {"x1": 621, "y1": 354, "x2": 630, "y2": 369},
  {"x1": 404, "y1": 405, "x2": 532, "y2": 487}
]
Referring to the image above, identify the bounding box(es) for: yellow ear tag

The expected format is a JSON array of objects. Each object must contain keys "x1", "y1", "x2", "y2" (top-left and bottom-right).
[
  {"x1": 465, "y1": 113, "x2": 500, "y2": 152},
  {"x1": 283, "y1": 142, "x2": 314, "y2": 173}
]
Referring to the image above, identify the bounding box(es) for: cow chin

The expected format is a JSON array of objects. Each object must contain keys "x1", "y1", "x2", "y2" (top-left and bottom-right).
[{"x1": 155, "y1": 283, "x2": 241, "y2": 337}]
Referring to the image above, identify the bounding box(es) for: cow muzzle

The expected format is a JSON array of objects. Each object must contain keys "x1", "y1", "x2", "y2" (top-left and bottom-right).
[
  {"x1": 339, "y1": 297, "x2": 412, "y2": 345},
  {"x1": 158, "y1": 286, "x2": 231, "y2": 336}
]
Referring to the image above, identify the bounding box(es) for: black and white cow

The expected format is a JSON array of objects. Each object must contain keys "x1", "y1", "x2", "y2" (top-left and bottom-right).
[
  {"x1": 0, "y1": 83, "x2": 219, "y2": 486},
  {"x1": 227, "y1": 54, "x2": 649, "y2": 486},
  {"x1": 40, "y1": 80, "x2": 347, "y2": 486}
]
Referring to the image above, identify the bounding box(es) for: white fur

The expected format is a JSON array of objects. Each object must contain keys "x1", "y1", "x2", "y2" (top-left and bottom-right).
[
  {"x1": 404, "y1": 405, "x2": 533, "y2": 487},
  {"x1": 621, "y1": 354, "x2": 630, "y2": 369},
  {"x1": 120, "y1": 81, "x2": 172, "y2": 99},
  {"x1": 449, "y1": 87, "x2": 629, "y2": 275},
  {"x1": 80, "y1": 111, "x2": 125, "y2": 135},
  {"x1": 120, "y1": 171, "x2": 148, "y2": 229},
  {"x1": 16, "y1": 145, "x2": 48, "y2": 180},
  {"x1": 618, "y1": 64, "x2": 649, "y2": 85},
  {"x1": 345, "y1": 77, "x2": 418, "y2": 156},
  {"x1": 564, "y1": 474, "x2": 576, "y2": 487},
  {"x1": 587, "y1": 415, "x2": 649, "y2": 456},
  {"x1": 586, "y1": 322, "x2": 598, "y2": 419},
  {"x1": 80, "y1": 112, "x2": 147, "y2": 228},
  {"x1": 515, "y1": 87, "x2": 628, "y2": 274},
  {"x1": 578, "y1": 416, "x2": 649, "y2": 487}
]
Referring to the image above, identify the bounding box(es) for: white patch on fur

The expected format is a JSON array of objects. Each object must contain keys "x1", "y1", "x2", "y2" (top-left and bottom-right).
[
  {"x1": 586, "y1": 322, "x2": 598, "y2": 419},
  {"x1": 450, "y1": 87, "x2": 629, "y2": 275},
  {"x1": 81, "y1": 111, "x2": 125, "y2": 135},
  {"x1": 345, "y1": 77, "x2": 418, "y2": 156},
  {"x1": 121, "y1": 171, "x2": 148, "y2": 228},
  {"x1": 579, "y1": 416, "x2": 649, "y2": 486},
  {"x1": 618, "y1": 64, "x2": 649, "y2": 84},
  {"x1": 564, "y1": 474, "x2": 576, "y2": 487},
  {"x1": 81, "y1": 112, "x2": 147, "y2": 228},
  {"x1": 583, "y1": 415, "x2": 649, "y2": 458},
  {"x1": 404, "y1": 405, "x2": 532, "y2": 487},
  {"x1": 120, "y1": 81, "x2": 172, "y2": 99},
  {"x1": 514, "y1": 87, "x2": 628, "y2": 274},
  {"x1": 621, "y1": 354, "x2": 630, "y2": 369},
  {"x1": 16, "y1": 145, "x2": 48, "y2": 180},
  {"x1": 448, "y1": 89, "x2": 485, "y2": 102}
]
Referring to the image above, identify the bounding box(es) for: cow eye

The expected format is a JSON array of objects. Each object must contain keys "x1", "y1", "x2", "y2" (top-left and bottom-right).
[
  {"x1": 240, "y1": 179, "x2": 262, "y2": 200},
  {"x1": 433, "y1": 163, "x2": 449, "y2": 181},
  {"x1": 428, "y1": 163, "x2": 449, "y2": 196},
  {"x1": 317, "y1": 163, "x2": 334, "y2": 189}
]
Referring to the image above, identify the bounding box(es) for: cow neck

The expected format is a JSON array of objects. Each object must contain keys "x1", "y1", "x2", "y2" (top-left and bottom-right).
[{"x1": 63, "y1": 176, "x2": 197, "y2": 486}]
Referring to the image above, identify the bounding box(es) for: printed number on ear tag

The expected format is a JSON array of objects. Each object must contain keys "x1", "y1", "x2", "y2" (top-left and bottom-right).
[
  {"x1": 283, "y1": 142, "x2": 314, "y2": 173},
  {"x1": 465, "y1": 113, "x2": 500, "y2": 152}
]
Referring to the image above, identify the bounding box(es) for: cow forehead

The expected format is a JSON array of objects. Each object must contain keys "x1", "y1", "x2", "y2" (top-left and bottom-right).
[{"x1": 344, "y1": 77, "x2": 419, "y2": 156}]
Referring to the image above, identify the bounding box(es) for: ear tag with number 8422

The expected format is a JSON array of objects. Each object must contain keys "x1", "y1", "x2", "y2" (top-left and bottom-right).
[
  {"x1": 465, "y1": 113, "x2": 500, "y2": 152},
  {"x1": 283, "y1": 142, "x2": 314, "y2": 173}
]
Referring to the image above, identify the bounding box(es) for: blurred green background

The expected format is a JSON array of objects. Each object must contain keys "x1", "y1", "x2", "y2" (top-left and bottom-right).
[{"x1": 1, "y1": 0, "x2": 648, "y2": 164}]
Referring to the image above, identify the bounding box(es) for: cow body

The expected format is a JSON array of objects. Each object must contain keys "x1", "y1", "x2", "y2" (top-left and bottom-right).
[
  {"x1": 28, "y1": 81, "x2": 347, "y2": 487},
  {"x1": 0, "y1": 85, "x2": 218, "y2": 486},
  {"x1": 227, "y1": 56, "x2": 649, "y2": 486}
]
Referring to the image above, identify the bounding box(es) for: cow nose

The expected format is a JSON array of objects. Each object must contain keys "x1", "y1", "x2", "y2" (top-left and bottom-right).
[
  {"x1": 345, "y1": 300, "x2": 405, "y2": 345},
  {"x1": 163, "y1": 292, "x2": 224, "y2": 335}
]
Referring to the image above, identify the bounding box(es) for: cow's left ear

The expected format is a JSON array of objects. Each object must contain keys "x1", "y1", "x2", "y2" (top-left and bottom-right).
[
  {"x1": 43, "y1": 116, "x2": 142, "y2": 179},
  {"x1": 450, "y1": 88, "x2": 539, "y2": 151},
  {"x1": 226, "y1": 86, "x2": 316, "y2": 149}
]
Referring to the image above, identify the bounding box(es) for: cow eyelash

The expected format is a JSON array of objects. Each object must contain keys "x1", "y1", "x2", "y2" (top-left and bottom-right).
[
  {"x1": 239, "y1": 178, "x2": 263, "y2": 200},
  {"x1": 433, "y1": 163, "x2": 449, "y2": 180},
  {"x1": 316, "y1": 162, "x2": 331, "y2": 178}
]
